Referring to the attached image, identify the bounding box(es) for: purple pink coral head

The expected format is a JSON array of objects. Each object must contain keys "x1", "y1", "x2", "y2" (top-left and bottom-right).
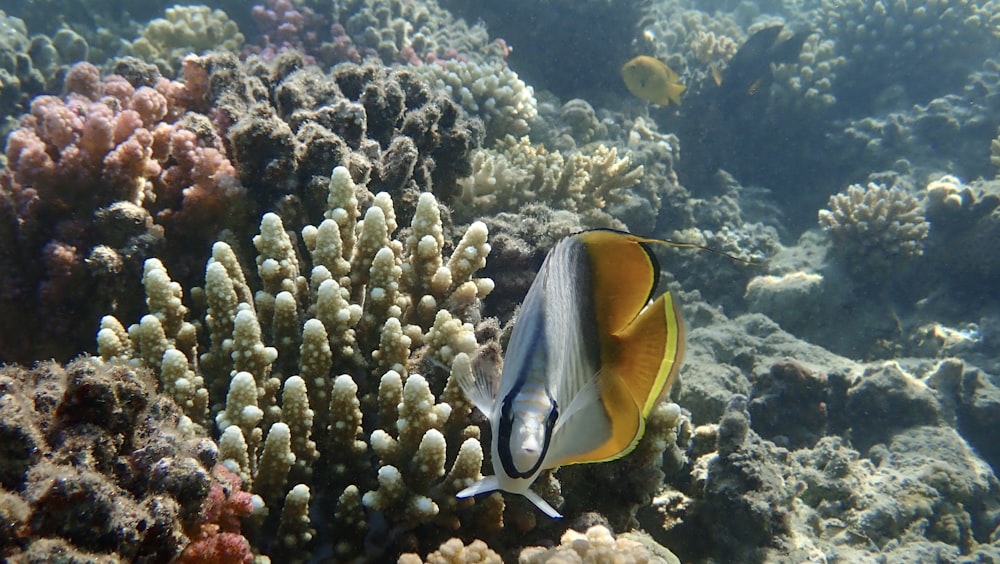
[
  {"x1": 0, "y1": 61, "x2": 243, "y2": 363},
  {"x1": 177, "y1": 464, "x2": 256, "y2": 564}
]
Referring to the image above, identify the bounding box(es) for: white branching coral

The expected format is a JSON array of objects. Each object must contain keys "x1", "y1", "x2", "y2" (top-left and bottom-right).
[
  {"x1": 455, "y1": 135, "x2": 643, "y2": 225},
  {"x1": 95, "y1": 165, "x2": 497, "y2": 559},
  {"x1": 415, "y1": 60, "x2": 538, "y2": 140},
  {"x1": 818, "y1": 182, "x2": 929, "y2": 274}
]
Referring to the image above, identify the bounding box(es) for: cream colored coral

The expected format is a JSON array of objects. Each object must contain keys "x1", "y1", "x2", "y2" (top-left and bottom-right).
[
  {"x1": 325, "y1": 166, "x2": 360, "y2": 258},
  {"x1": 414, "y1": 59, "x2": 537, "y2": 140},
  {"x1": 142, "y1": 258, "x2": 187, "y2": 337},
  {"x1": 276, "y1": 484, "x2": 314, "y2": 559},
  {"x1": 926, "y1": 174, "x2": 973, "y2": 215},
  {"x1": 818, "y1": 182, "x2": 929, "y2": 272},
  {"x1": 281, "y1": 376, "x2": 318, "y2": 477},
  {"x1": 219, "y1": 424, "x2": 252, "y2": 484},
  {"x1": 400, "y1": 538, "x2": 502, "y2": 564},
  {"x1": 455, "y1": 136, "x2": 642, "y2": 221},
  {"x1": 160, "y1": 346, "x2": 209, "y2": 426},
  {"x1": 328, "y1": 374, "x2": 367, "y2": 480},
  {"x1": 130, "y1": 6, "x2": 243, "y2": 70},
  {"x1": 216, "y1": 371, "x2": 264, "y2": 439},
  {"x1": 97, "y1": 315, "x2": 132, "y2": 361},
  {"x1": 256, "y1": 422, "x2": 296, "y2": 502},
  {"x1": 94, "y1": 166, "x2": 498, "y2": 557},
  {"x1": 519, "y1": 525, "x2": 675, "y2": 564}
]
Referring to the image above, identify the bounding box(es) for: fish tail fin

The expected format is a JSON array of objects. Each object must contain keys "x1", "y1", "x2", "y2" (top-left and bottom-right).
[
  {"x1": 613, "y1": 290, "x2": 684, "y2": 417},
  {"x1": 670, "y1": 83, "x2": 686, "y2": 106}
]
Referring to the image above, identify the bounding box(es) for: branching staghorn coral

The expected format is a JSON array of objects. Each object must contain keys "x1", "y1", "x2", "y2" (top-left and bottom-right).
[
  {"x1": 818, "y1": 182, "x2": 929, "y2": 276},
  {"x1": 96, "y1": 166, "x2": 500, "y2": 560},
  {"x1": 454, "y1": 135, "x2": 643, "y2": 228}
]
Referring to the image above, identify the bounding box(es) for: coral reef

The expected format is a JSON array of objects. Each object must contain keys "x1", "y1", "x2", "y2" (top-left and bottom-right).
[
  {"x1": 248, "y1": 0, "x2": 496, "y2": 69},
  {"x1": 414, "y1": 59, "x2": 537, "y2": 142},
  {"x1": 339, "y1": 0, "x2": 493, "y2": 66},
  {"x1": 3, "y1": 0, "x2": 1000, "y2": 562},
  {"x1": 921, "y1": 175, "x2": 1000, "y2": 300},
  {"x1": 176, "y1": 464, "x2": 258, "y2": 564},
  {"x1": 454, "y1": 135, "x2": 643, "y2": 226},
  {"x1": 644, "y1": 313, "x2": 1000, "y2": 562},
  {"x1": 837, "y1": 65, "x2": 1000, "y2": 183},
  {"x1": 748, "y1": 360, "x2": 828, "y2": 449},
  {"x1": 0, "y1": 10, "x2": 89, "y2": 137},
  {"x1": 0, "y1": 59, "x2": 242, "y2": 363},
  {"x1": 819, "y1": 0, "x2": 999, "y2": 112},
  {"x1": 0, "y1": 359, "x2": 217, "y2": 562},
  {"x1": 399, "y1": 537, "x2": 501, "y2": 564}
]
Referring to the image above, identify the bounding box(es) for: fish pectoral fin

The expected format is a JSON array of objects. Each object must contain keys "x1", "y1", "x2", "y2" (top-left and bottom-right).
[
  {"x1": 522, "y1": 489, "x2": 563, "y2": 519},
  {"x1": 456, "y1": 475, "x2": 500, "y2": 499},
  {"x1": 456, "y1": 347, "x2": 502, "y2": 417},
  {"x1": 614, "y1": 291, "x2": 684, "y2": 416}
]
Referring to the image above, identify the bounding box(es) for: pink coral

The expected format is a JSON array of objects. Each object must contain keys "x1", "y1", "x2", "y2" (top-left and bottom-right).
[
  {"x1": 248, "y1": 0, "x2": 327, "y2": 64},
  {"x1": 0, "y1": 61, "x2": 244, "y2": 363},
  {"x1": 177, "y1": 465, "x2": 255, "y2": 564}
]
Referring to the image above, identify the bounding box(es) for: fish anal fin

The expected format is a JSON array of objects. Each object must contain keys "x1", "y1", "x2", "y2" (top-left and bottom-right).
[
  {"x1": 548, "y1": 369, "x2": 643, "y2": 467},
  {"x1": 613, "y1": 291, "x2": 684, "y2": 416}
]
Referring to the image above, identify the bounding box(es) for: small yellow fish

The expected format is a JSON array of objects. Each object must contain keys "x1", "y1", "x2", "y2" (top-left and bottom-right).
[
  {"x1": 622, "y1": 55, "x2": 686, "y2": 107},
  {"x1": 456, "y1": 229, "x2": 685, "y2": 518}
]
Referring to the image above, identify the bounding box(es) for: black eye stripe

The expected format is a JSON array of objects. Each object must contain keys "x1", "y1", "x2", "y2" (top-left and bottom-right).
[{"x1": 497, "y1": 387, "x2": 559, "y2": 479}]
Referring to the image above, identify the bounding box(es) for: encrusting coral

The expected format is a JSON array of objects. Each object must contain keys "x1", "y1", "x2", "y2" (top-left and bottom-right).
[
  {"x1": 97, "y1": 165, "x2": 499, "y2": 560},
  {"x1": 0, "y1": 358, "x2": 222, "y2": 562},
  {"x1": 199, "y1": 51, "x2": 484, "y2": 218}
]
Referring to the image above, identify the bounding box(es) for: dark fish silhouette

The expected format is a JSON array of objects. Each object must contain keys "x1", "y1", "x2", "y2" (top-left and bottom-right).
[{"x1": 674, "y1": 25, "x2": 811, "y2": 193}]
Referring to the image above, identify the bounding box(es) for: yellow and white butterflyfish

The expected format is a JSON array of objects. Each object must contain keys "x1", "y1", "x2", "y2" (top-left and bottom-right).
[{"x1": 456, "y1": 229, "x2": 685, "y2": 518}]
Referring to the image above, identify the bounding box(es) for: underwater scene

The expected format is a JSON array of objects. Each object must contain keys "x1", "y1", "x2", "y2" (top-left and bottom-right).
[{"x1": 1, "y1": 0, "x2": 999, "y2": 562}]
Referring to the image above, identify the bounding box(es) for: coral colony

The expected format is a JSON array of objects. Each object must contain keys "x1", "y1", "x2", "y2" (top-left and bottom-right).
[{"x1": 2, "y1": 0, "x2": 1000, "y2": 562}]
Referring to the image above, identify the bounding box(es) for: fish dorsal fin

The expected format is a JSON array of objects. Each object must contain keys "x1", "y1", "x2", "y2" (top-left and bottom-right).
[
  {"x1": 576, "y1": 230, "x2": 660, "y2": 337},
  {"x1": 577, "y1": 229, "x2": 684, "y2": 416}
]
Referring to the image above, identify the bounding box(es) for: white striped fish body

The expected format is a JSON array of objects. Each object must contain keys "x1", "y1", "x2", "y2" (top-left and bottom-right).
[{"x1": 457, "y1": 230, "x2": 684, "y2": 518}]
